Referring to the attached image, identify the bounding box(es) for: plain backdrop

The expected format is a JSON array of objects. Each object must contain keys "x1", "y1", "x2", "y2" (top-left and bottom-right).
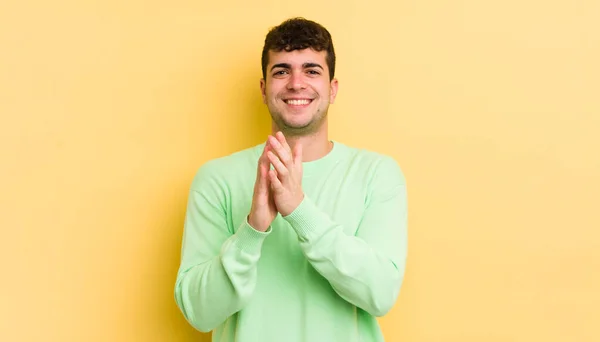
[{"x1": 1, "y1": 0, "x2": 599, "y2": 341}]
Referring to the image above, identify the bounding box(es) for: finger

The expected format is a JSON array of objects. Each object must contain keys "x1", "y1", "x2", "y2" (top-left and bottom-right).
[
  {"x1": 293, "y1": 142, "x2": 303, "y2": 165},
  {"x1": 268, "y1": 169, "x2": 283, "y2": 192},
  {"x1": 267, "y1": 150, "x2": 288, "y2": 178},
  {"x1": 275, "y1": 131, "x2": 292, "y2": 154},
  {"x1": 268, "y1": 135, "x2": 292, "y2": 166}
]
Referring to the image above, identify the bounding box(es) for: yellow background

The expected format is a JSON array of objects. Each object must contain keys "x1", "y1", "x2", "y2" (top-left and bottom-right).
[{"x1": 1, "y1": 0, "x2": 599, "y2": 341}]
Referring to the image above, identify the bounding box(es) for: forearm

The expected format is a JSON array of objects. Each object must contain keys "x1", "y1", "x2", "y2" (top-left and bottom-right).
[
  {"x1": 284, "y1": 196, "x2": 407, "y2": 317},
  {"x1": 175, "y1": 220, "x2": 270, "y2": 332}
]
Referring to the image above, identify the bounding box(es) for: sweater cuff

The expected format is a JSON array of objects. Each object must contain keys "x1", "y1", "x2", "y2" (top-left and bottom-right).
[
  {"x1": 282, "y1": 196, "x2": 330, "y2": 241},
  {"x1": 231, "y1": 218, "x2": 272, "y2": 254}
]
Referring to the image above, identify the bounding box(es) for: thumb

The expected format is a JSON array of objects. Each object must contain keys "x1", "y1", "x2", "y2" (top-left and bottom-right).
[{"x1": 257, "y1": 152, "x2": 271, "y2": 195}]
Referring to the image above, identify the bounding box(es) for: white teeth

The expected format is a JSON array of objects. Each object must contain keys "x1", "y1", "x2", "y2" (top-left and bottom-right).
[{"x1": 287, "y1": 99, "x2": 310, "y2": 105}]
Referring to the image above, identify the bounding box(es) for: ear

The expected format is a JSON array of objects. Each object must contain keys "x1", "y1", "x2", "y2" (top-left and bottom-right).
[
  {"x1": 329, "y1": 78, "x2": 339, "y2": 104},
  {"x1": 260, "y1": 78, "x2": 267, "y2": 104}
]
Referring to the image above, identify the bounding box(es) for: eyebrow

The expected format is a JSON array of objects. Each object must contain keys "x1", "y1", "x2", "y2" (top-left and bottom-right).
[{"x1": 270, "y1": 62, "x2": 324, "y2": 71}]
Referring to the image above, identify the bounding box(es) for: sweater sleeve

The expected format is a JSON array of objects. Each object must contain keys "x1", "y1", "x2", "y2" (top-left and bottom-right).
[
  {"x1": 174, "y1": 164, "x2": 271, "y2": 332},
  {"x1": 282, "y1": 156, "x2": 408, "y2": 317}
]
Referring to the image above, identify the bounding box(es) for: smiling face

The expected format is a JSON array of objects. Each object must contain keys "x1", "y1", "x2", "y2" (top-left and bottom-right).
[{"x1": 260, "y1": 48, "x2": 338, "y2": 136}]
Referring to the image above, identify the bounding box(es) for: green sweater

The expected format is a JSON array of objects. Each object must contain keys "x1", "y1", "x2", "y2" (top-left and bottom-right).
[{"x1": 174, "y1": 140, "x2": 408, "y2": 342}]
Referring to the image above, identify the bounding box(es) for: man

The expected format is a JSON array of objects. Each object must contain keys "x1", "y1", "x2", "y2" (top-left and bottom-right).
[{"x1": 174, "y1": 17, "x2": 408, "y2": 342}]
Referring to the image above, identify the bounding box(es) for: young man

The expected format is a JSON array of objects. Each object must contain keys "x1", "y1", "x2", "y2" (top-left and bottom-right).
[{"x1": 175, "y1": 17, "x2": 408, "y2": 342}]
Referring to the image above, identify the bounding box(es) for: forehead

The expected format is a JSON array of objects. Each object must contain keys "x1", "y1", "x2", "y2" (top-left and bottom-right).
[{"x1": 267, "y1": 48, "x2": 328, "y2": 67}]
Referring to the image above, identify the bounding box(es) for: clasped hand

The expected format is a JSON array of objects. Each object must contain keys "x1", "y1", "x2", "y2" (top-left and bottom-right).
[
  {"x1": 265, "y1": 131, "x2": 304, "y2": 217},
  {"x1": 248, "y1": 131, "x2": 304, "y2": 231}
]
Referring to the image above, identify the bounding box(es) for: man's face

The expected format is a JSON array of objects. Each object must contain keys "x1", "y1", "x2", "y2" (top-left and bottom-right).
[{"x1": 260, "y1": 48, "x2": 338, "y2": 136}]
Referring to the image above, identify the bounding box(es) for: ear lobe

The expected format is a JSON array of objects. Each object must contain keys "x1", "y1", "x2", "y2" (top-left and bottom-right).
[
  {"x1": 329, "y1": 78, "x2": 339, "y2": 104},
  {"x1": 260, "y1": 79, "x2": 267, "y2": 103}
]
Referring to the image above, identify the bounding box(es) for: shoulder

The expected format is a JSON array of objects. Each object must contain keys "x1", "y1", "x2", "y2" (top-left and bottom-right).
[
  {"x1": 190, "y1": 144, "x2": 262, "y2": 192},
  {"x1": 337, "y1": 142, "x2": 407, "y2": 205},
  {"x1": 339, "y1": 142, "x2": 406, "y2": 184}
]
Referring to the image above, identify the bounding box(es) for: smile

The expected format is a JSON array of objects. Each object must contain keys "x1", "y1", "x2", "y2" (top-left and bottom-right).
[{"x1": 284, "y1": 99, "x2": 313, "y2": 106}]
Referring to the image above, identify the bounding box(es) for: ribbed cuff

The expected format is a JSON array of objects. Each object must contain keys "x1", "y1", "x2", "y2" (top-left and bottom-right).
[
  {"x1": 282, "y1": 196, "x2": 328, "y2": 241},
  {"x1": 231, "y1": 218, "x2": 272, "y2": 254}
]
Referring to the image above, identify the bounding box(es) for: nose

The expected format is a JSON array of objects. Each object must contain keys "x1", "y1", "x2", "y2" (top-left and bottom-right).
[{"x1": 286, "y1": 71, "x2": 306, "y2": 91}]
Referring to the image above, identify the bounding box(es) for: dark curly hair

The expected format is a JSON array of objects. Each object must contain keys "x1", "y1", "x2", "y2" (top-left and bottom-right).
[{"x1": 261, "y1": 17, "x2": 336, "y2": 81}]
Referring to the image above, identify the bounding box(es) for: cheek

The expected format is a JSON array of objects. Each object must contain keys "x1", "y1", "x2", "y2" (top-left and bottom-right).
[
  {"x1": 320, "y1": 87, "x2": 331, "y2": 101},
  {"x1": 268, "y1": 88, "x2": 283, "y2": 100}
]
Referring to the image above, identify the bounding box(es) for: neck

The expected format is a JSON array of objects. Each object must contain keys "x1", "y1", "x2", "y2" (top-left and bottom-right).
[{"x1": 271, "y1": 124, "x2": 333, "y2": 163}]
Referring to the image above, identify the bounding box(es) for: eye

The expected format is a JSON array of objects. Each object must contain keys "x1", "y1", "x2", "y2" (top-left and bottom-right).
[
  {"x1": 307, "y1": 70, "x2": 320, "y2": 75},
  {"x1": 273, "y1": 70, "x2": 288, "y2": 76}
]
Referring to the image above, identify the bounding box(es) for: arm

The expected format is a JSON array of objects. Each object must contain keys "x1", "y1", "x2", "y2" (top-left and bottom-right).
[
  {"x1": 282, "y1": 157, "x2": 408, "y2": 317},
  {"x1": 174, "y1": 164, "x2": 271, "y2": 332}
]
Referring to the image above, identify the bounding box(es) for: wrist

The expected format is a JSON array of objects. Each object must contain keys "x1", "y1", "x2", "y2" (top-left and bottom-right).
[
  {"x1": 247, "y1": 214, "x2": 269, "y2": 232},
  {"x1": 280, "y1": 193, "x2": 305, "y2": 217}
]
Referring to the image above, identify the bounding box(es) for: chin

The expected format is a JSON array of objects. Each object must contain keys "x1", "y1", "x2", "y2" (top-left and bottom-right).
[
  {"x1": 285, "y1": 114, "x2": 313, "y2": 126},
  {"x1": 271, "y1": 109, "x2": 323, "y2": 133}
]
